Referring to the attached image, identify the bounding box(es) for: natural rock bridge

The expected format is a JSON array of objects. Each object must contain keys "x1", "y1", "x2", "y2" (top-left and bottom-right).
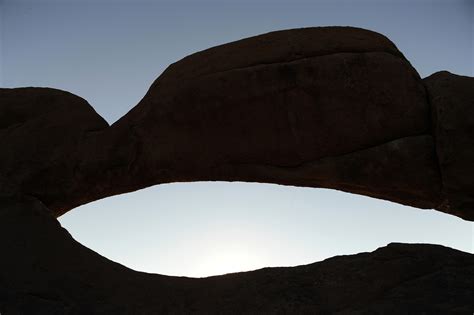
[{"x1": 1, "y1": 27, "x2": 473, "y2": 314}]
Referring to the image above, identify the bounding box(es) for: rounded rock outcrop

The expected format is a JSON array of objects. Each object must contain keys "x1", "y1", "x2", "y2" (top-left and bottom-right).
[{"x1": 424, "y1": 71, "x2": 474, "y2": 220}]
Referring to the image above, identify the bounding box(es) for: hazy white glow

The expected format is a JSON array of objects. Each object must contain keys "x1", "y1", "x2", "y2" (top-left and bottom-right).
[
  {"x1": 193, "y1": 247, "x2": 267, "y2": 278},
  {"x1": 60, "y1": 182, "x2": 473, "y2": 277}
]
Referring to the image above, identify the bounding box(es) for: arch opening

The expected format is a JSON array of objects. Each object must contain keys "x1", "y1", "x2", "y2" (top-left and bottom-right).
[{"x1": 59, "y1": 182, "x2": 473, "y2": 277}]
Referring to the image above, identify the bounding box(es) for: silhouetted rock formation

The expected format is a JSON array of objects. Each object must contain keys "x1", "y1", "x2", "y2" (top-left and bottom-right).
[
  {"x1": 0, "y1": 196, "x2": 473, "y2": 314},
  {"x1": 1, "y1": 27, "x2": 473, "y2": 313},
  {"x1": 424, "y1": 71, "x2": 474, "y2": 219},
  {"x1": 2, "y1": 27, "x2": 473, "y2": 219},
  {"x1": 0, "y1": 88, "x2": 108, "y2": 211}
]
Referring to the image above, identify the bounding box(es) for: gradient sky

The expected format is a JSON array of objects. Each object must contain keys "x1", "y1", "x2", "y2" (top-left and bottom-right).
[{"x1": 1, "y1": 0, "x2": 473, "y2": 277}]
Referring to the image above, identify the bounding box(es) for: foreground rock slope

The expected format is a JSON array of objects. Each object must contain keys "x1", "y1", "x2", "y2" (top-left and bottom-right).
[{"x1": 0, "y1": 196, "x2": 473, "y2": 314}]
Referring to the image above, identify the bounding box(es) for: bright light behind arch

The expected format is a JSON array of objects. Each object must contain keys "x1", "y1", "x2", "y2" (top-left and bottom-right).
[
  {"x1": 59, "y1": 182, "x2": 473, "y2": 278},
  {"x1": 193, "y1": 247, "x2": 267, "y2": 278}
]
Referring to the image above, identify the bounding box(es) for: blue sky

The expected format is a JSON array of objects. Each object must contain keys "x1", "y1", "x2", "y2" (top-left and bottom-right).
[{"x1": 1, "y1": 0, "x2": 473, "y2": 277}]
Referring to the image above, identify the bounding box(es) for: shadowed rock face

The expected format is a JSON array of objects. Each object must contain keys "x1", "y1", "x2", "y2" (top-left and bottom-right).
[
  {"x1": 424, "y1": 72, "x2": 474, "y2": 220},
  {"x1": 0, "y1": 88, "x2": 109, "y2": 210},
  {"x1": 1, "y1": 26, "x2": 474, "y2": 313}
]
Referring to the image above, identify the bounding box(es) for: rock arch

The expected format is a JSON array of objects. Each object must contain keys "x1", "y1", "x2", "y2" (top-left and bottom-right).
[
  {"x1": 1, "y1": 27, "x2": 473, "y2": 220},
  {"x1": 1, "y1": 27, "x2": 473, "y2": 313}
]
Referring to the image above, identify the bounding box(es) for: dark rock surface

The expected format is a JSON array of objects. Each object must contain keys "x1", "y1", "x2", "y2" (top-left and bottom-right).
[
  {"x1": 0, "y1": 88, "x2": 109, "y2": 211},
  {"x1": 0, "y1": 196, "x2": 473, "y2": 314},
  {"x1": 424, "y1": 71, "x2": 474, "y2": 220}
]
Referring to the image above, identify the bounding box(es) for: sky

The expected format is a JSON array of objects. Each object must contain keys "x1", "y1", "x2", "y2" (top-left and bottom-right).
[{"x1": 1, "y1": 0, "x2": 473, "y2": 277}]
